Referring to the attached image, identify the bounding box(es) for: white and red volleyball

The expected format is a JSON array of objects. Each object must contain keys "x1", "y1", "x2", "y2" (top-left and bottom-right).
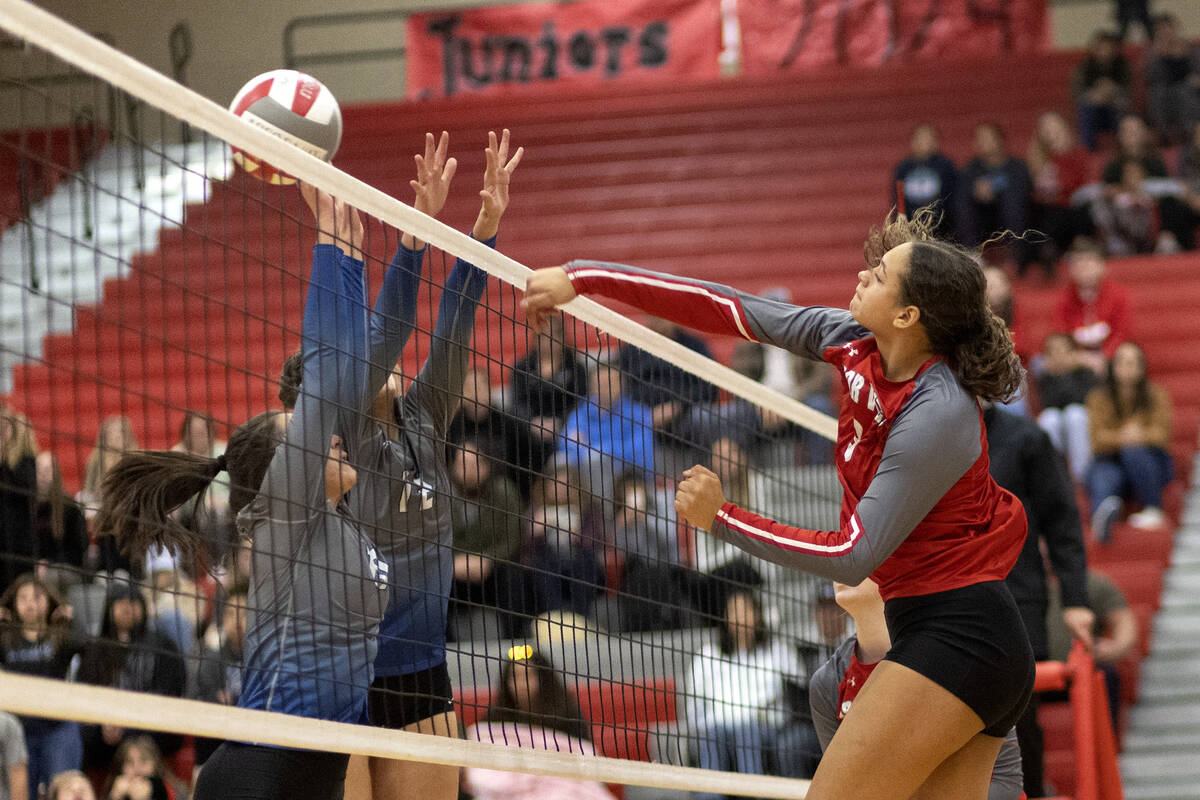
[{"x1": 228, "y1": 70, "x2": 342, "y2": 185}]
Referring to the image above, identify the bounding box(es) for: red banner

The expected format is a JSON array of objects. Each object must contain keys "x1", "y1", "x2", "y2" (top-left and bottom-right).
[
  {"x1": 739, "y1": 0, "x2": 1048, "y2": 74},
  {"x1": 406, "y1": 0, "x2": 721, "y2": 100}
]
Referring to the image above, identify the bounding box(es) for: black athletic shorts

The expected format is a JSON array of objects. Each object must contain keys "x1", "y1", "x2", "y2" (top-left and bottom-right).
[
  {"x1": 884, "y1": 580, "x2": 1035, "y2": 738},
  {"x1": 367, "y1": 662, "x2": 455, "y2": 729},
  {"x1": 193, "y1": 741, "x2": 348, "y2": 800}
]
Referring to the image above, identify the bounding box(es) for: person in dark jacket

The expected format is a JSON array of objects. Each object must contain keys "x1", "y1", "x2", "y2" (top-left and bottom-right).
[
  {"x1": 1073, "y1": 31, "x2": 1132, "y2": 151},
  {"x1": 892, "y1": 123, "x2": 957, "y2": 237},
  {"x1": 985, "y1": 404, "x2": 1093, "y2": 798},
  {"x1": 957, "y1": 123, "x2": 1033, "y2": 267},
  {"x1": 0, "y1": 411, "x2": 37, "y2": 597},
  {"x1": 77, "y1": 584, "x2": 186, "y2": 770}
]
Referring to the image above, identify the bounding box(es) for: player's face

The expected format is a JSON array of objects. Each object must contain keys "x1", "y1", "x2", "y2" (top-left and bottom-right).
[
  {"x1": 851, "y1": 244, "x2": 909, "y2": 333},
  {"x1": 325, "y1": 434, "x2": 357, "y2": 497}
]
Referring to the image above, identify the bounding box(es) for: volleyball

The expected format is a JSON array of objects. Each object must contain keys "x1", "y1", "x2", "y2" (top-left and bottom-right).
[{"x1": 228, "y1": 69, "x2": 343, "y2": 185}]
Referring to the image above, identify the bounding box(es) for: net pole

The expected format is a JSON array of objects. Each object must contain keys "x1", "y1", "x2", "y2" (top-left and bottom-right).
[
  {"x1": 0, "y1": 0, "x2": 836, "y2": 441},
  {"x1": 0, "y1": 673, "x2": 809, "y2": 799}
]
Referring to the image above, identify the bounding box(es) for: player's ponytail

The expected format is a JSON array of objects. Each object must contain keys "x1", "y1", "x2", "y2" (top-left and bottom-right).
[
  {"x1": 899, "y1": 239, "x2": 1024, "y2": 403},
  {"x1": 97, "y1": 410, "x2": 285, "y2": 563}
]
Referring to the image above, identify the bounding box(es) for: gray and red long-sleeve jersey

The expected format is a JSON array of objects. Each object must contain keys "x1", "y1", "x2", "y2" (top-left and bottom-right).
[{"x1": 564, "y1": 261, "x2": 1027, "y2": 601}]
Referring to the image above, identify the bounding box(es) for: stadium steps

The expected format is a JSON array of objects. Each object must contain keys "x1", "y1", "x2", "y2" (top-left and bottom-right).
[
  {"x1": 1117, "y1": 451, "x2": 1200, "y2": 800},
  {"x1": 0, "y1": 139, "x2": 230, "y2": 394}
]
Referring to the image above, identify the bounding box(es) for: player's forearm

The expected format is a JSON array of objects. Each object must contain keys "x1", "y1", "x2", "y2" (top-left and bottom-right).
[
  {"x1": 367, "y1": 242, "x2": 425, "y2": 394},
  {"x1": 711, "y1": 504, "x2": 880, "y2": 585}
]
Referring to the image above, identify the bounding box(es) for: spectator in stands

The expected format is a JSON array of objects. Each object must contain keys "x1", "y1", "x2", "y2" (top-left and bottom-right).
[
  {"x1": 809, "y1": 579, "x2": 1025, "y2": 799},
  {"x1": 1047, "y1": 569, "x2": 1137, "y2": 729},
  {"x1": 46, "y1": 771, "x2": 94, "y2": 800},
  {"x1": 1089, "y1": 158, "x2": 1169, "y2": 255},
  {"x1": 191, "y1": 589, "x2": 245, "y2": 770},
  {"x1": 558, "y1": 359, "x2": 655, "y2": 497},
  {"x1": 891, "y1": 123, "x2": 957, "y2": 237},
  {"x1": 812, "y1": 581, "x2": 847, "y2": 652},
  {"x1": 1180, "y1": 119, "x2": 1200, "y2": 196},
  {"x1": 494, "y1": 464, "x2": 603, "y2": 638},
  {"x1": 1102, "y1": 113, "x2": 1199, "y2": 249},
  {"x1": 1036, "y1": 333, "x2": 1097, "y2": 483},
  {"x1": 31, "y1": 453, "x2": 88, "y2": 582},
  {"x1": 1145, "y1": 14, "x2": 1200, "y2": 146},
  {"x1": 464, "y1": 645, "x2": 615, "y2": 800},
  {"x1": 1113, "y1": 0, "x2": 1154, "y2": 42},
  {"x1": 983, "y1": 265, "x2": 1033, "y2": 417},
  {"x1": 0, "y1": 411, "x2": 37, "y2": 597},
  {"x1": 601, "y1": 470, "x2": 689, "y2": 632},
  {"x1": 1027, "y1": 111, "x2": 1094, "y2": 272},
  {"x1": 510, "y1": 315, "x2": 589, "y2": 431},
  {"x1": 618, "y1": 318, "x2": 719, "y2": 447},
  {"x1": 144, "y1": 568, "x2": 202, "y2": 660},
  {"x1": 1053, "y1": 238, "x2": 1131, "y2": 373},
  {"x1": 956, "y1": 122, "x2": 1033, "y2": 268},
  {"x1": 77, "y1": 583, "x2": 186, "y2": 770},
  {"x1": 0, "y1": 575, "x2": 84, "y2": 797},
  {"x1": 1087, "y1": 341, "x2": 1174, "y2": 539},
  {"x1": 1073, "y1": 31, "x2": 1131, "y2": 151},
  {"x1": 450, "y1": 366, "x2": 542, "y2": 499},
  {"x1": 78, "y1": 416, "x2": 138, "y2": 527},
  {"x1": 446, "y1": 439, "x2": 525, "y2": 640},
  {"x1": 170, "y1": 411, "x2": 228, "y2": 564},
  {"x1": 102, "y1": 736, "x2": 170, "y2": 800},
  {"x1": 985, "y1": 404, "x2": 1093, "y2": 797},
  {"x1": 686, "y1": 590, "x2": 816, "y2": 795},
  {"x1": 0, "y1": 711, "x2": 27, "y2": 800}
]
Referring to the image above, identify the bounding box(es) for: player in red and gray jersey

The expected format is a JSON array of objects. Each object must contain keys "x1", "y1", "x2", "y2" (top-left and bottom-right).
[{"x1": 523, "y1": 212, "x2": 1034, "y2": 799}]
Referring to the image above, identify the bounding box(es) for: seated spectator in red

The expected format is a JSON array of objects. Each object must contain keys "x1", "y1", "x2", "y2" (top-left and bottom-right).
[
  {"x1": 1027, "y1": 110, "x2": 1095, "y2": 272},
  {"x1": 1036, "y1": 333, "x2": 1097, "y2": 483},
  {"x1": 1102, "y1": 114, "x2": 1199, "y2": 249},
  {"x1": 1047, "y1": 570, "x2": 1137, "y2": 730},
  {"x1": 31, "y1": 453, "x2": 87, "y2": 581},
  {"x1": 1145, "y1": 14, "x2": 1200, "y2": 146},
  {"x1": 77, "y1": 584, "x2": 186, "y2": 771},
  {"x1": 1054, "y1": 238, "x2": 1131, "y2": 373},
  {"x1": 1073, "y1": 30, "x2": 1131, "y2": 151},
  {"x1": 891, "y1": 123, "x2": 957, "y2": 237},
  {"x1": 102, "y1": 736, "x2": 171, "y2": 800},
  {"x1": 0, "y1": 575, "x2": 85, "y2": 798},
  {"x1": 1086, "y1": 341, "x2": 1174, "y2": 540},
  {"x1": 1090, "y1": 158, "x2": 1168, "y2": 255},
  {"x1": 464, "y1": 646, "x2": 615, "y2": 800},
  {"x1": 956, "y1": 122, "x2": 1033, "y2": 268}
]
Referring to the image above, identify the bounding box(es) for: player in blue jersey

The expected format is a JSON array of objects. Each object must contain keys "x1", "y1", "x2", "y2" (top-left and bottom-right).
[
  {"x1": 272, "y1": 131, "x2": 523, "y2": 800},
  {"x1": 99, "y1": 187, "x2": 384, "y2": 798}
]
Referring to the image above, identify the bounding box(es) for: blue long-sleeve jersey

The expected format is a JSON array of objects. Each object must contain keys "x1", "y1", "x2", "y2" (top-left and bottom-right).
[
  {"x1": 236, "y1": 243, "x2": 389, "y2": 725},
  {"x1": 349, "y1": 237, "x2": 494, "y2": 677}
]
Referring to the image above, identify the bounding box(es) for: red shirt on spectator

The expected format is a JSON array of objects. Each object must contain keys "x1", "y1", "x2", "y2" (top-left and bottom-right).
[{"x1": 1054, "y1": 278, "x2": 1130, "y2": 357}]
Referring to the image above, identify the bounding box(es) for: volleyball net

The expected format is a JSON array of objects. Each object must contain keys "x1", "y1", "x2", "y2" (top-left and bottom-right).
[{"x1": 0, "y1": 2, "x2": 843, "y2": 796}]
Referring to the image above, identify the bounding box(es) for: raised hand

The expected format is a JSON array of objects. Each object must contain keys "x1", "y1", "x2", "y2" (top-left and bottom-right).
[
  {"x1": 299, "y1": 182, "x2": 364, "y2": 259},
  {"x1": 522, "y1": 267, "x2": 576, "y2": 331},
  {"x1": 403, "y1": 131, "x2": 457, "y2": 250},
  {"x1": 473, "y1": 128, "x2": 524, "y2": 241},
  {"x1": 411, "y1": 130, "x2": 457, "y2": 219},
  {"x1": 674, "y1": 465, "x2": 727, "y2": 531}
]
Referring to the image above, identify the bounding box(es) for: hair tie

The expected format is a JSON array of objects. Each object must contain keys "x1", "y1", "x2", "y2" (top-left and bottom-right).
[{"x1": 215, "y1": 454, "x2": 228, "y2": 473}]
